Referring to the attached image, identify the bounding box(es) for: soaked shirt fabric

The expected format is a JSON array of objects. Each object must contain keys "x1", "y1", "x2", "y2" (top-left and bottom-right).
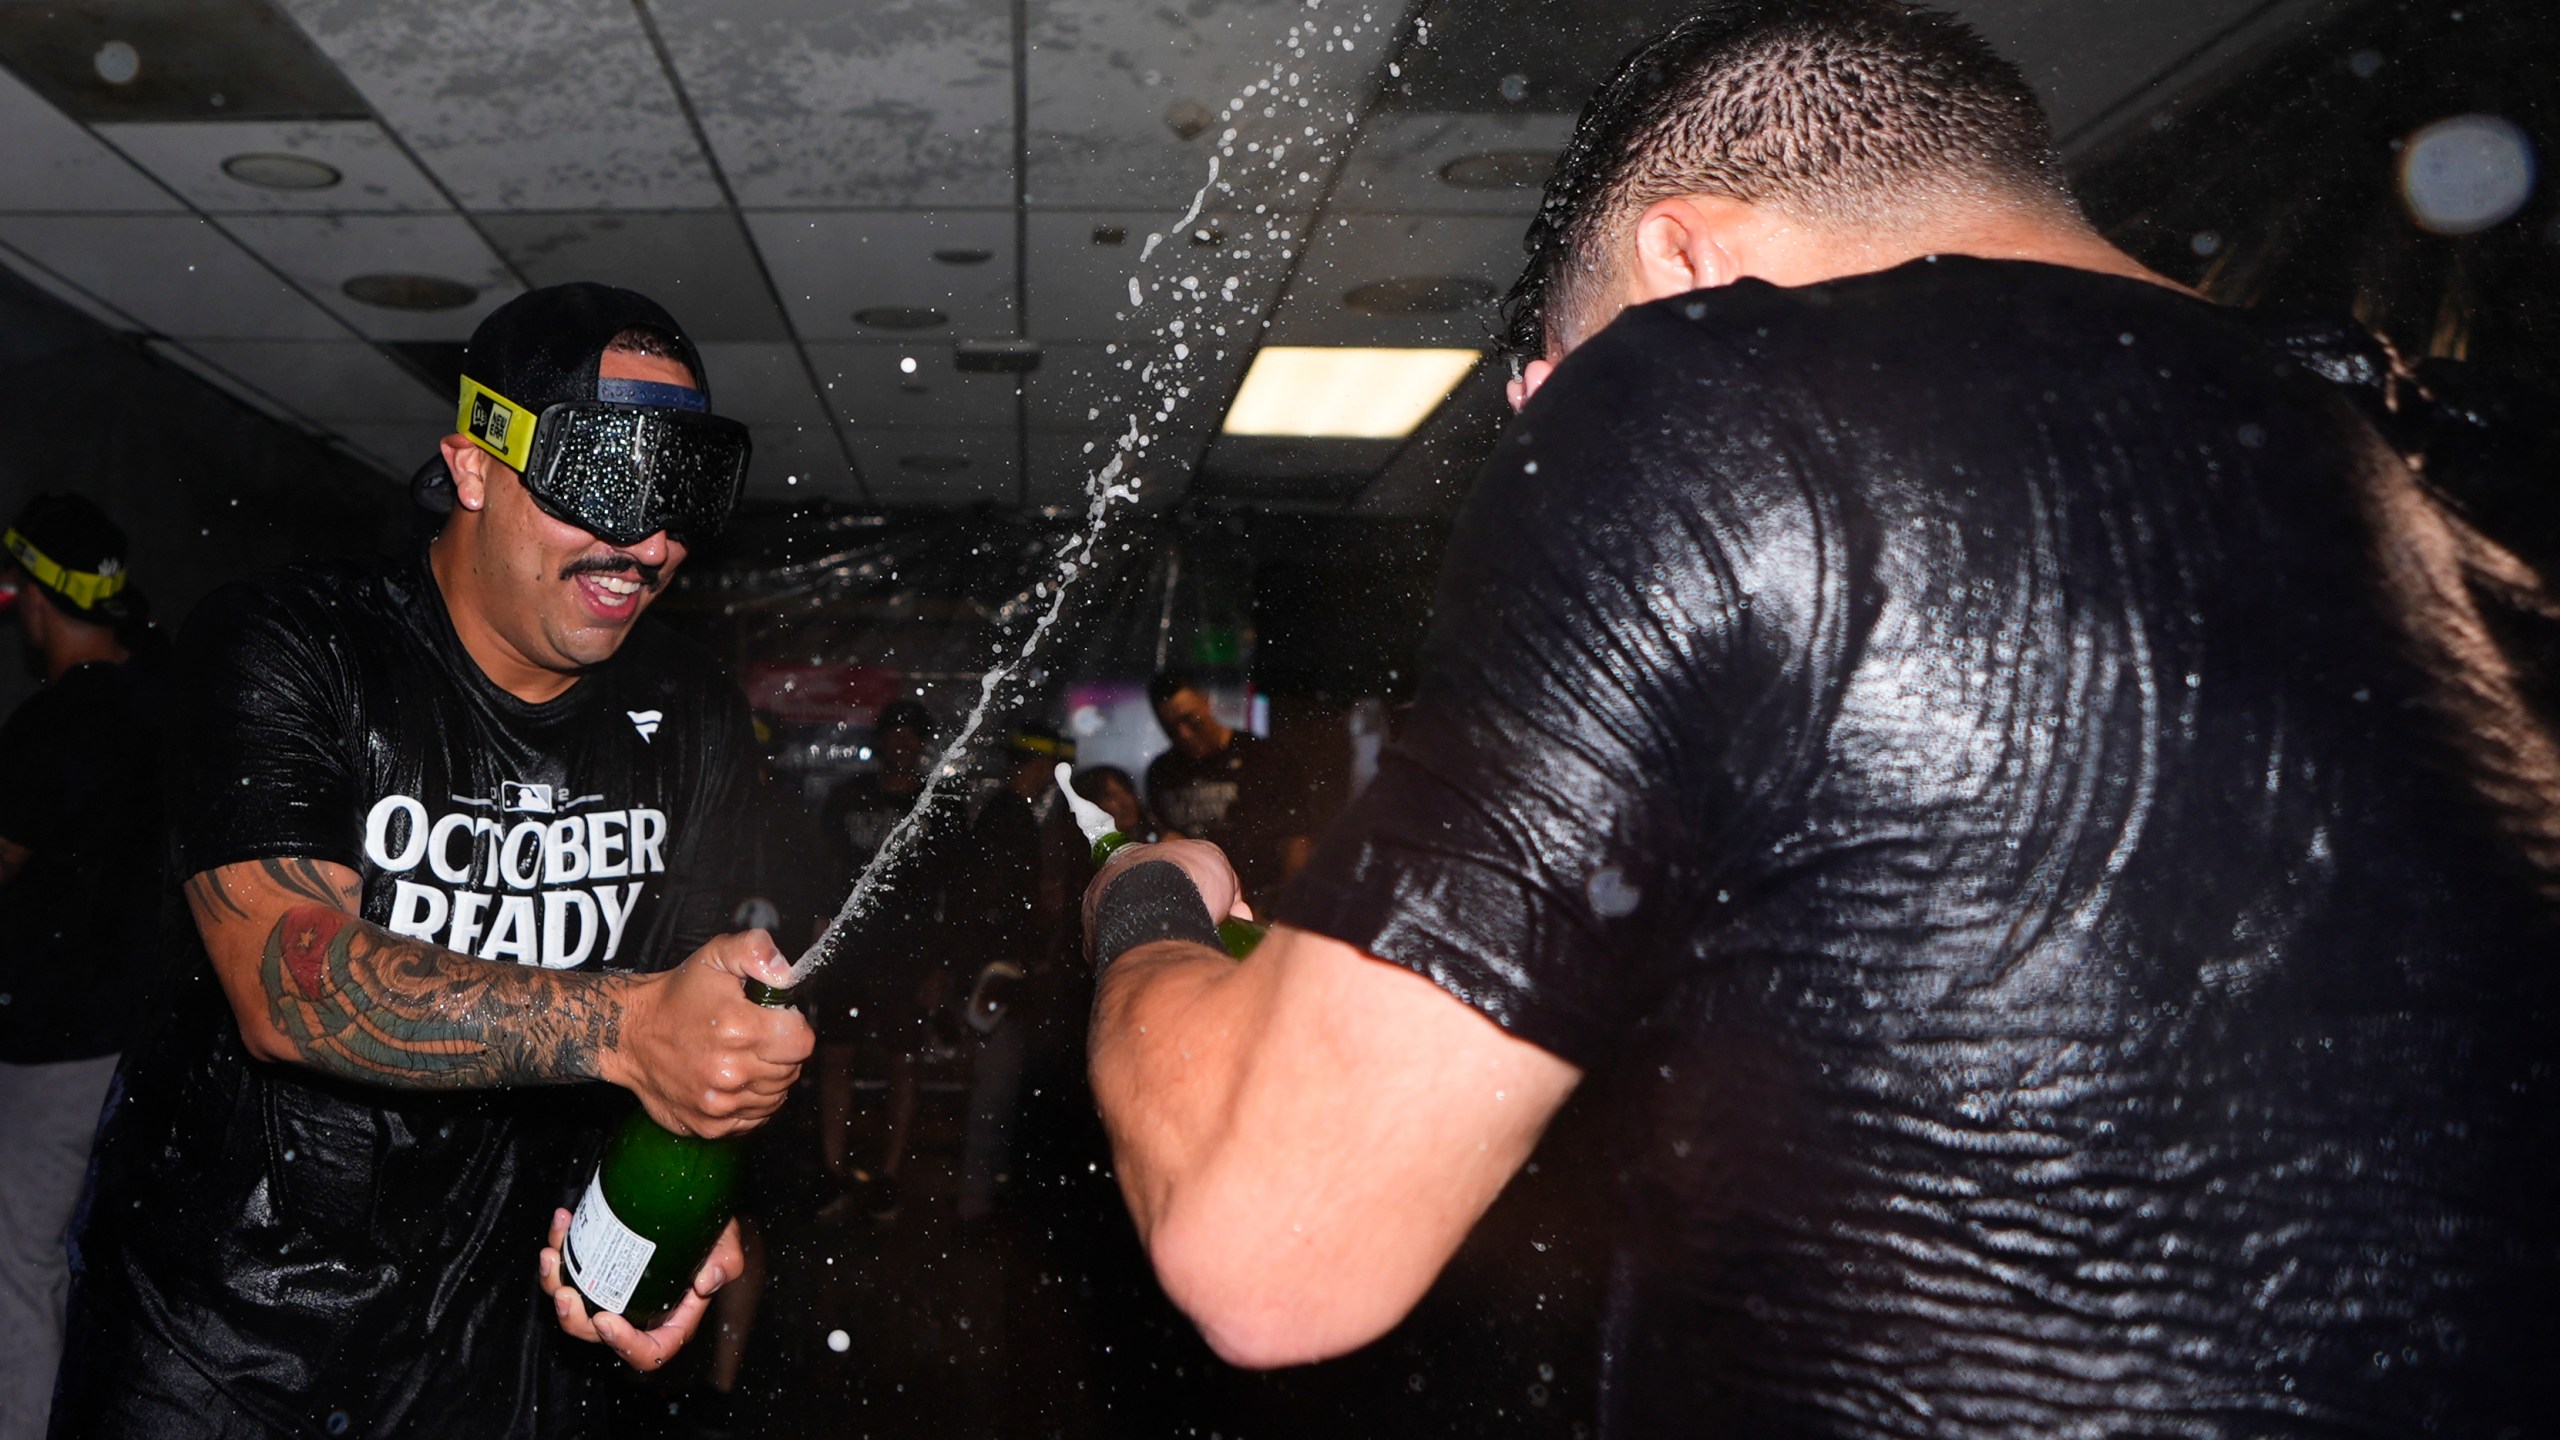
[
  {"x1": 1280, "y1": 258, "x2": 2559, "y2": 1438},
  {"x1": 56, "y1": 548, "x2": 753, "y2": 1439}
]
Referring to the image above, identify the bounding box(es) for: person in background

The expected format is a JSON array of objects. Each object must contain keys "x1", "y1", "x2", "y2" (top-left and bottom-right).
[
  {"x1": 1072, "y1": 764, "x2": 1153, "y2": 843},
  {"x1": 815, "y1": 698, "x2": 959, "y2": 1217},
  {"x1": 1143, "y1": 670, "x2": 1312, "y2": 901},
  {"x1": 52, "y1": 284, "x2": 812, "y2": 1439},
  {"x1": 0, "y1": 496, "x2": 163, "y2": 1440},
  {"x1": 1078, "y1": 4, "x2": 2559, "y2": 1435}
]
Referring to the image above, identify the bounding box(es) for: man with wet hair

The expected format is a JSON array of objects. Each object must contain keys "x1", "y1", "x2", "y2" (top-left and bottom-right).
[
  {"x1": 1080, "y1": 3, "x2": 2557, "y2": 1435},
  {"x1": 52, "y1": 283, "x2": 814, "y2": 1438},
  {"x1": 1144, "y1": 669, "x2": 1312, "y2": 898}
]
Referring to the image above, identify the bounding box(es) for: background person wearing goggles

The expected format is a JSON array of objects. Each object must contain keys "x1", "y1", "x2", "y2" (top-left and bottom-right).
[{"x1": 53, "y1": 283, "x2": 811, "y2": 1440}]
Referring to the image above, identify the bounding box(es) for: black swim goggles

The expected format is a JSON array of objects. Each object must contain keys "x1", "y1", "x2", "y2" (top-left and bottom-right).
[{"x1": 456, "y1": 373, "x2": 751, "y2": 546}]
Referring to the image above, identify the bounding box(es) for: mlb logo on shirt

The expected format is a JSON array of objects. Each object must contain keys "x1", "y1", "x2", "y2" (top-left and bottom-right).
[{"x1": 500, "y1": 781, "x2": 555, "y2": 814}]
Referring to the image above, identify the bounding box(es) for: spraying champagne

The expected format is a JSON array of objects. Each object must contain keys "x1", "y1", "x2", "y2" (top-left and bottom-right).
[{"x1": 1057, "y1": 763, "x2": 1266, "y2": 958}]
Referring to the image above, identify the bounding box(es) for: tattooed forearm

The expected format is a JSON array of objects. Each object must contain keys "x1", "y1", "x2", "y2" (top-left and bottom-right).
[
  {"x1": 261, "y1": 904, "x2": 627, "y2": 1088},
  {"x1": 185, "y1": 869, "x2": 257, "y2": 923}
]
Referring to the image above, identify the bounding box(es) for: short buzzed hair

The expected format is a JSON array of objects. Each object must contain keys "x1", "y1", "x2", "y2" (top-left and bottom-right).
[
  {"x1": 1147, "y1": 668, "x2": 1203, "y2": 709},
  {"x1": 1504, "y1": 0, "x2": 2075, "y2": 357}
]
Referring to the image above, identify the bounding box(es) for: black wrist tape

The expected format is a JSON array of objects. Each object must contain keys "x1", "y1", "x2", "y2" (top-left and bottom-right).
[{"x1": 1093, "y1": 860, "x2": 1222, "y2": 972}]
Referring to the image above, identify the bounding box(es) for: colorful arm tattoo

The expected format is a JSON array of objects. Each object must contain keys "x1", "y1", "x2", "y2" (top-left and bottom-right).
[{"x1": 260, "y1": 903, "x2": 627, "y2": 1088}]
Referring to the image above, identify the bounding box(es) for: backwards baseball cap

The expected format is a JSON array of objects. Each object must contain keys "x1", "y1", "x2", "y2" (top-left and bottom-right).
[
  {"x1": 424, "y1": 282, "x2": 751, "y2": 546},
  {"x1": 3, "y1": 493, "x2": 139, "y2": 621}
]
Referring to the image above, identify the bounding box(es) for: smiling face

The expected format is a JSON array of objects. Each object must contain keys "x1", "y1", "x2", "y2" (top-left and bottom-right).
[
  {"x1": 430, "y1": 348, "x2": 697, "y2": 702},
  {"x1": 1153, "y1": 686, "x2": 1230, "y2": 761}
]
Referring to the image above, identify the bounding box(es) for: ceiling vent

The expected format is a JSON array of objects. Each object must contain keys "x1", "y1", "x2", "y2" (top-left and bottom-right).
[
  {"x1": 342, "y1": 274, "x2": 479, "y2": 311},
  {"x1": 855, "y1": 307, "x2": 949, "y2": 331},
  {"x1": 221, "y1": 152, "x2": 341, "y2": 191}
]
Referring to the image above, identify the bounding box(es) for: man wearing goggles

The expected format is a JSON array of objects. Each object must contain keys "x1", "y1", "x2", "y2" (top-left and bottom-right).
[{"x1": 56, "y1": 284, "x2": 811, "y2": 1439}]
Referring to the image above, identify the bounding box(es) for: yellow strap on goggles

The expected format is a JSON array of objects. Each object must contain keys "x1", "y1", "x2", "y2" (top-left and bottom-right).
[
  {"x1": 457, "y1": 374, "x2": 539, "y2": 472},
  {"x1": 3, "y1": 528, "x2": 126, "y2": 611}
]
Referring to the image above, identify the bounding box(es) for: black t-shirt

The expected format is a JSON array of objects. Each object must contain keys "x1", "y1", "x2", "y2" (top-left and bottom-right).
[
  {"x1": 70, "y1": 549, "x2": 753, "y2": 1439},
  {"x1": 1279, "y1": 259, "x2": 2558, "y2": 1437},
  {"x1": 1145, "y1": 730, "x2": 1309, "y2": 898},
  {"x1": 0, "y1": 656, "x2": 165, "y2": 1062},
  {"x1": 816, "y1": 770, "x2": 964, "y2": 1042}
]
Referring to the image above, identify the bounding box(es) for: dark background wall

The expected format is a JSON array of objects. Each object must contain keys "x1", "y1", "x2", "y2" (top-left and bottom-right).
[{"x1": 0, "y1": 264, "x2": 405, "y2": 712}]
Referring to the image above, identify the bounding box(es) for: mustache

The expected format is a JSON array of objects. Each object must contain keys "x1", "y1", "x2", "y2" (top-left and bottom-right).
[{"x1": 559, "y1": 554, "x2": 665, "y2": 590}]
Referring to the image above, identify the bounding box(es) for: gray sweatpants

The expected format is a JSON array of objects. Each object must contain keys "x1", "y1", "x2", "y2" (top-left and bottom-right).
[{"x1": 0, "y1": 1054, "x2": 116, "y2": 1440}]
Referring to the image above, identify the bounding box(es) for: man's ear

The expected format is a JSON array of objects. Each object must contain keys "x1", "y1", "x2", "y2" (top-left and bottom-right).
[
  {"x1": 1627, "y1": 195, "x2": 1750, "y2": 302},
  {"x1": 440, "y1": 434, "x2": 491, "y2": 513},
  {"x1": 1506, "y1": 358, "x2": 1557, "y2": 412}
]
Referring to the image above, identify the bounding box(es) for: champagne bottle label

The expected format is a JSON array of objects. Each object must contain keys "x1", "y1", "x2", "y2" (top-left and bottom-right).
[{"x1": 562, "y1": 1172, "x2": 656, "y2": 1315}]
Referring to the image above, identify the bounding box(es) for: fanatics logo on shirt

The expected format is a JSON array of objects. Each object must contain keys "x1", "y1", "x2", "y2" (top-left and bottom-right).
[{"x1": 628, "y1": 709, "x2": 663, "y2": 742}]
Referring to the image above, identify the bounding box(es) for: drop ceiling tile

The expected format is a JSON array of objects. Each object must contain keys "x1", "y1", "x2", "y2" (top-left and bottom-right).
[
  {"x1": 690, "y1": 341, "x2": 833, "y2": 429},
  {"x1": 323, "y1": 420, "x2": 447, "y2": 475},
  {"x1": 1024, "y1": 343, "x2": 1246, "y2": 439},
  {"x1": 849, "y1": 425, "x2": 1020, "y2": 505},
  {"x1": 0, "y1": 67, "x2": 180, "y2": 213},
  {"x1": 1267, "y1": 212, "x2": 1521, "y2": 348},
  {"x1": 1023, "y1": 207, "x2": 1293, "y2": 344},
  {"x1": 271, "y1": 0, "x2": 721, "y2": 210},
  {"x1": 746, "y1": 210, "x2": 1014, "y2": 340},
  {"x1": 1332, "y1": 111, "x2": 1570, "y2": 218},
  {"x1": 215, "y1": 213, "x2": 523, "y2": 341},
  {"x1": 478, "y1": 212, "x2": 790, "y2": 342},
  {"x1": 180, "y1": 340, "x2": 445, "y2": 422},
  {"x1": 0, "y1": 215, "x2": 342, "y2": 338},
  {"x1": 95, "y1": 120, "x2": 450, "y2": 214},
  {"x1": 742, "y1": 425, "x2": 861, "y2": 500},
  {"x1": 1026, "y1": 430, "x2": 1202, "y2": 508},
  {"x1": 807, "y1": 341, "x2": 1022, "y2": 432},
  {"x1": 145, "y1": 339, "x2": 308, "y2": 424},
  {"x1": 648, "y1": 0, "x2": 1013, "y2": 208},
  {"x1": 0, "y1": 248, "x2": 143, "y2": 331},
  {"x1": 1025, "y1": 0, "x2": 1377, "y2": 208}
]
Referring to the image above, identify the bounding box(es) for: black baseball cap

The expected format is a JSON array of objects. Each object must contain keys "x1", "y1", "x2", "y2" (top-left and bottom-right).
[
  {"x1": 415, "y1": 283, "x2": 750, "y2": 545},
  {"x1": 4, "y1": 493, "x2": 140, "y2": 622}
]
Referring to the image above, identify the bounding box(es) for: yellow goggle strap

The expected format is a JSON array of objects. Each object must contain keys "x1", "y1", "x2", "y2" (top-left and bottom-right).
[
  {"x1": 457, "y1": 374, "x2": 539, "y2": 472},
  {"x1": 3, "y1": 528, "x2": 126, "y2": 611}
]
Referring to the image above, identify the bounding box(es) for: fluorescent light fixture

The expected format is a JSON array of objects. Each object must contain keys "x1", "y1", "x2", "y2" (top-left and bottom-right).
[{"x1": 1220, "y1": 346, "x2": 1481, "y2": 439}]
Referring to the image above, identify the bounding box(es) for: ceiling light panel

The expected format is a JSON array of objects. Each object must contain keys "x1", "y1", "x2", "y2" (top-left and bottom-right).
[
  {"x1": 215, "y1": 213, "x2": 520, "y2": 340},
  {"x1": 0, "y1": 66, "x2": 179, "y2": 214},
  {"x1": 269, "y1": 0, "x2": 719, "y2": 209},
  {"x1": 1221, "y1": 347, "x2": 1480, "y2": 440},
  {"x1": 95, "y1": 120, "x2": 448, "y2": 214},
  {"x1": 1025, "y1": 0, "x2": 1375, "y2": 209},
  {"x1": 0, "y1": 214, "x2": 340, "y2": 338},
  {"x1": 746, "y1": 210, "x2": 1015, "y2": 341},
  {"x1": 647, "y1": 0, "x2": 1013, "y2": 209},
  {"x1": 478, "y1": 211, "x2": 792, "y2": 343}
]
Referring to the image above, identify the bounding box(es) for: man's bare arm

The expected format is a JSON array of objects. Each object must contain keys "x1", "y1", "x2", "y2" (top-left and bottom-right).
[
  {"x1": 1091, "y1": 911, "x2": 1580, "y2": 1369},
  {"x1": 186, "y1": 859, "x2": 809, "y2": 1133}
]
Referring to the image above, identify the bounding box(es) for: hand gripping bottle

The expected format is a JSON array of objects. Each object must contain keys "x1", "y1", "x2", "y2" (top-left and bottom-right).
[
  {"x1": 1056, "y1": 762, "x2": 1265, "y2": 957},
  {"x1": 561, "y1": 976, "x2": 797, "y2": 1328}
]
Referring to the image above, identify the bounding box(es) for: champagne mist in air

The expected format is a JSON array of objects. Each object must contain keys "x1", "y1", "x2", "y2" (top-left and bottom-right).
[{"x1": 790, "y1": 2, "x2": 1395, "y2": 985}]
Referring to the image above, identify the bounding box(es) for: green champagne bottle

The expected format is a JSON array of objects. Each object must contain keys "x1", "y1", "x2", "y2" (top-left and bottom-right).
[
  {"x1": 1056, "y1": 763, "x2": 1265, "y2": 958},
  {"x1": 562, "y1": 976, "x2": 797, "y2": 1328}
]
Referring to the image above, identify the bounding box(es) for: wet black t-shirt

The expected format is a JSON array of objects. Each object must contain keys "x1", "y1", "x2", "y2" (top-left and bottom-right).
[
  {"x1": 1280, "y1": 258, "x2": 2559, "y2": 1437},
  {"x1": 66, "y1": 549, "x2": 753, "y2": 1439},
  {"x1": 0, "y1": 656, "x2": 165, "y2": 1063}
]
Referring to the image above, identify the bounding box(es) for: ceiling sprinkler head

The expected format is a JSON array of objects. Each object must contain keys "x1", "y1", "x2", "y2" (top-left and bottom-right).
[{"x1": 93, "y1": 40, "x2": 139, "y2": 86}]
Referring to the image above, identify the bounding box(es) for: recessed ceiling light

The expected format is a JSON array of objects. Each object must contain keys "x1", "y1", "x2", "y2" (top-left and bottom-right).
[
  {"x1": 342, "y1": 274, "x2": 478, "y2": 310},
  {"x1": 955, "y1": 339, "x2": 1041, "y2": 374},
  {"x1": 92, "y1": 40, "x2": 139, "y2": 86},
  {"x1": 898, "y1": 453, "x2": 971, "y2": 473},
  {"x1": 855, "y1": 307, "x2": 948, "y2": 330},
  {"x1": 932, "y1": 247, "x2": 994, "y2": 266},
  {"x1": 1342, "y1": 276, "x2": 1495, "y2": 315},
  {"x1": 1220, "y1": 347, "x2": 1480, "y2": 439},
  {"x1": 222, "y1": 151, "x2": 342, "y2": 191}
]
